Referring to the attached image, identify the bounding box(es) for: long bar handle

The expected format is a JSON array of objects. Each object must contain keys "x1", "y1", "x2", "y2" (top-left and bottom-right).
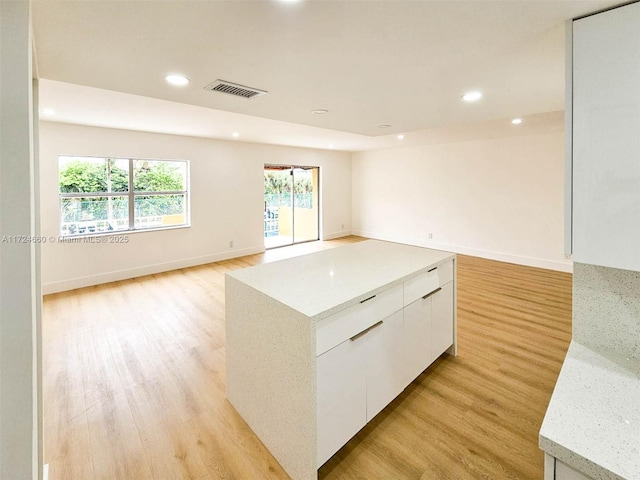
[
  {"x1": 422, "y1": 287, "x2": 442, "y2": 300},
  {"x1": 350, "y1": 320, "x2": 383, "y2": 341},
  {"x1": 359, "y1": 295, "x2": 376, "y2": 304}
]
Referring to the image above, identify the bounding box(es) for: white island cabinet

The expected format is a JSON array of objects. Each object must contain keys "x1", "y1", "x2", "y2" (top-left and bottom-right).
[{"x1": 226, "y1": 240, "x2": 456, "y2": 479}]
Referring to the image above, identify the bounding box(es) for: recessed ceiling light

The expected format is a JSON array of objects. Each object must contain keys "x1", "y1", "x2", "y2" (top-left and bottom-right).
[
  {"x1": 232, "y1": 132, "x2": 240, "y2": 138},
  {"x1": 42, "y1": 108, "x2": 55, "y2": 115},
  {"x1": 378, "y1": 124, "x2": 392, "y2": 129},
  {"x1": 512, "y1": 118, "x2": 522, "y2": 125},
  {"x1": 312, "y1": 109, "x2": 328, "y2": 115},
  {"x1": 461, "y1": 91, "x2": 483, "y2": 102},
  {"x1": 329, "y1": 144, "x2": 334, "y2": 149},
  {"x1": 397, "y1": 134, "x2": 405, "y2": 140},
  {"x1": 165, "y1": 74, "x2": 190, "y2": 86}
]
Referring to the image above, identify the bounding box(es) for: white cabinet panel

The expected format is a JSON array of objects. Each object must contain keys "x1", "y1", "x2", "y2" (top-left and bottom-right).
[
  {"x1": 572, "y1": 3, "x2": 640, "y2": 271},
  {"x1": 556, "y1": 460, "x2": 592, "y2": 480},
  {"x1": 403, "y1": 281, "x2": 454, "y2": 387},
  {"x1": 365, "y1": 310, "x2": 405, "y2": 420},
  {"x1": 315, "y1": 255, "x2": 457, "y2": 468},
  {"x1": 317, "y1": 336, "x2": 367, "y2": 466},
  {"x1": 438, "y1": 260, "x2": 454, "y2": 286},
  {"x1": 544, "y1": 453, "x2": 555, "y2": 480},
  {"x1": 403, "y1": 294, "x2": 434, "y2": 387},
  {"x1": 317, "y1": 309, "x2": 405, "y2": 464},
  {"x1": 432, "y1": 282, "x2": 454, "y2": 358}
]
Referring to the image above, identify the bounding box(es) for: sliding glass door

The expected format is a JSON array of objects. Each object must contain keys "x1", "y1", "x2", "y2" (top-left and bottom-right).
[{"x1": 264, "y1": 164, "x2": 319, "y2": 249}]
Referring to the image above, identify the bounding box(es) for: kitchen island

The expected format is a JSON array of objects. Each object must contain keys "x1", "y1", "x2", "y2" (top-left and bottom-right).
[{"x1": 225, "y1": 240, "x2": 456, "y2": 479}]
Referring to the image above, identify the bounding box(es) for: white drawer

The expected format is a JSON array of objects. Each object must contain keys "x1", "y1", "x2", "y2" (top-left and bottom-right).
[
  {"x1": 403, "y1": 260, "x2": 454, "y2": 306},
  {"x1": 438, "y1": 260, "x2": 454, "y2": 285},
  {"x1": 316, "y1": 284, "x2": 403, "y2": 356},
  {"x1": 404, "y1": 269, "x2": 439, "y2": 306}
]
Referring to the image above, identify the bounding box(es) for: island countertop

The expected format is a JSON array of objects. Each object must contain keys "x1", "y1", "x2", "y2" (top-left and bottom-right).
[
  {"x1": 227, "y1": 239, "x2": 455, "y2": 320},
  {"x1": 539, "y1": 341, "x2": 640, "y2": 480}
]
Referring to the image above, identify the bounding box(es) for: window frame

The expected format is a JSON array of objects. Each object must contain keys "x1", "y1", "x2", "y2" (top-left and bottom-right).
[{"x1": 58, "y1": 155, "x2": 190, "y2": 237}]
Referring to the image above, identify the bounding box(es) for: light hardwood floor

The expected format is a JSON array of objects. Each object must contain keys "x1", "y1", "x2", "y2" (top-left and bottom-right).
[{"x1": 43, "y1": 237, "x2": 572, "y2": 480}]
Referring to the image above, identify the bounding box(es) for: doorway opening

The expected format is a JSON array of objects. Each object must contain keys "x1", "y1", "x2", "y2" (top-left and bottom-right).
[{"x1": 264, "y1": 164, "x2": 319, "y2": 249}]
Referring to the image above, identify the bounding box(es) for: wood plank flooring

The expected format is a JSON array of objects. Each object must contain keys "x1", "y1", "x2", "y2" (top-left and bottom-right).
[{"x1": 43, "y1": 237, "x2": 572, "y2": 479}]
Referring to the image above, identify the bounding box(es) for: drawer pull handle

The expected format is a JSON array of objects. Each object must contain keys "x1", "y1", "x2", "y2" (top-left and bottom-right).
[
  {"x1": 359, "y1": 295, "x2": 376, "y2": 304},
  {"x1": 428, "y1": 267, "x2": 438, "y2": 272},
  {"x1": 422, "y1": 287, "x2": 442, "y2": 300},
  {"x1": 350, "y1": 321, "x2": 383, "y2": 341}
]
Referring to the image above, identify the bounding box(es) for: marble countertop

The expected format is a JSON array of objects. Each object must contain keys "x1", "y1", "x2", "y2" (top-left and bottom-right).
[
  {"x1": 227, "y1": 240, "x2": 454, "y2": 319},
  {"x1": 539, "y1": 341, "x2": 640, "y2": 480}
]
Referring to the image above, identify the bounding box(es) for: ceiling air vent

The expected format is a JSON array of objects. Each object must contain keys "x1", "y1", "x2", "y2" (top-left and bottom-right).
[{"x1": 204, "y1": 80, "x2": 267, "y2": 99}]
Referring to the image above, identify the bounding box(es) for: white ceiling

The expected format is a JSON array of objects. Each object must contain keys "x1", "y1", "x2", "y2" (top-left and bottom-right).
[{"x1": 32, "y1": 0, "x2": 621, "y2": 150}]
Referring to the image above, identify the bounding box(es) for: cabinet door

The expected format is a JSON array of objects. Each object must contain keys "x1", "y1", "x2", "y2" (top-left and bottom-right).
[
  {"x1": 316, "y1": 335, "x2": 367, "y2": 467},
  {"x1": 556, "y1": 460, "x2": 593, "y2": 480},
  {"x1": 432, "y1": 282, "x2": 454, "y2": 359},
  {"x1": 572, "y1": 3, "x2": 640, "y2": 271},
  {"x1": 365, "y1": 310, "x2": 405, "y2": 420},
  {"x1": 403, "y1": 294, "x2": 435, "y2": 387}
]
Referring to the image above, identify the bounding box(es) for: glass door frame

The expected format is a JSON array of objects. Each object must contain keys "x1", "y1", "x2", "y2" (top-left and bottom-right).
[{"x1": 264, "y1": 164, "x2": 320, "y2": 249}]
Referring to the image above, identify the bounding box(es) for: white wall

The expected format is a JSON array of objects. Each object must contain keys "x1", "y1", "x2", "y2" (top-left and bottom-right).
[
  {"x1": 39, "y1": 122, "x2": 352, "y2": 293},
  {"x1": 352, "y1": 131, "x2": 569, "y2": 271},
  {"x1": 0, "y1": 2, "x2": 41, "y2": 478}
]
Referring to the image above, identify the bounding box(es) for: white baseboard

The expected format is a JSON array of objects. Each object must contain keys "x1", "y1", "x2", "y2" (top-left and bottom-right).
[
  {"x1": 42, "y1": 245, "x2": 265, "y2": 294},
  {"x1": 352, "y1": 230, "x2": 573, "y2": 273},
  {"x1": 322, "y1": 229, "x2": 352, "y2": 240},
  {"x1": 42, "y1": 231, "x2": 568, "y2": 294}
]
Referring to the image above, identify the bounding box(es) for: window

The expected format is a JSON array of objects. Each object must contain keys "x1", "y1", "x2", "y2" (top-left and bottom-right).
[{"x1": 59, "y1": 156, "x2": 189, "y2": 236}]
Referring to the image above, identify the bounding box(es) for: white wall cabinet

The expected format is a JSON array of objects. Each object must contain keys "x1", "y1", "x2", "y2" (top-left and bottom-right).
[
  {"x1": 571, "y1": 2, "x2": 640, "y2": 271},
  {"x1": 542, "y1": 5, "x2": 639, "y2": 480}
]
